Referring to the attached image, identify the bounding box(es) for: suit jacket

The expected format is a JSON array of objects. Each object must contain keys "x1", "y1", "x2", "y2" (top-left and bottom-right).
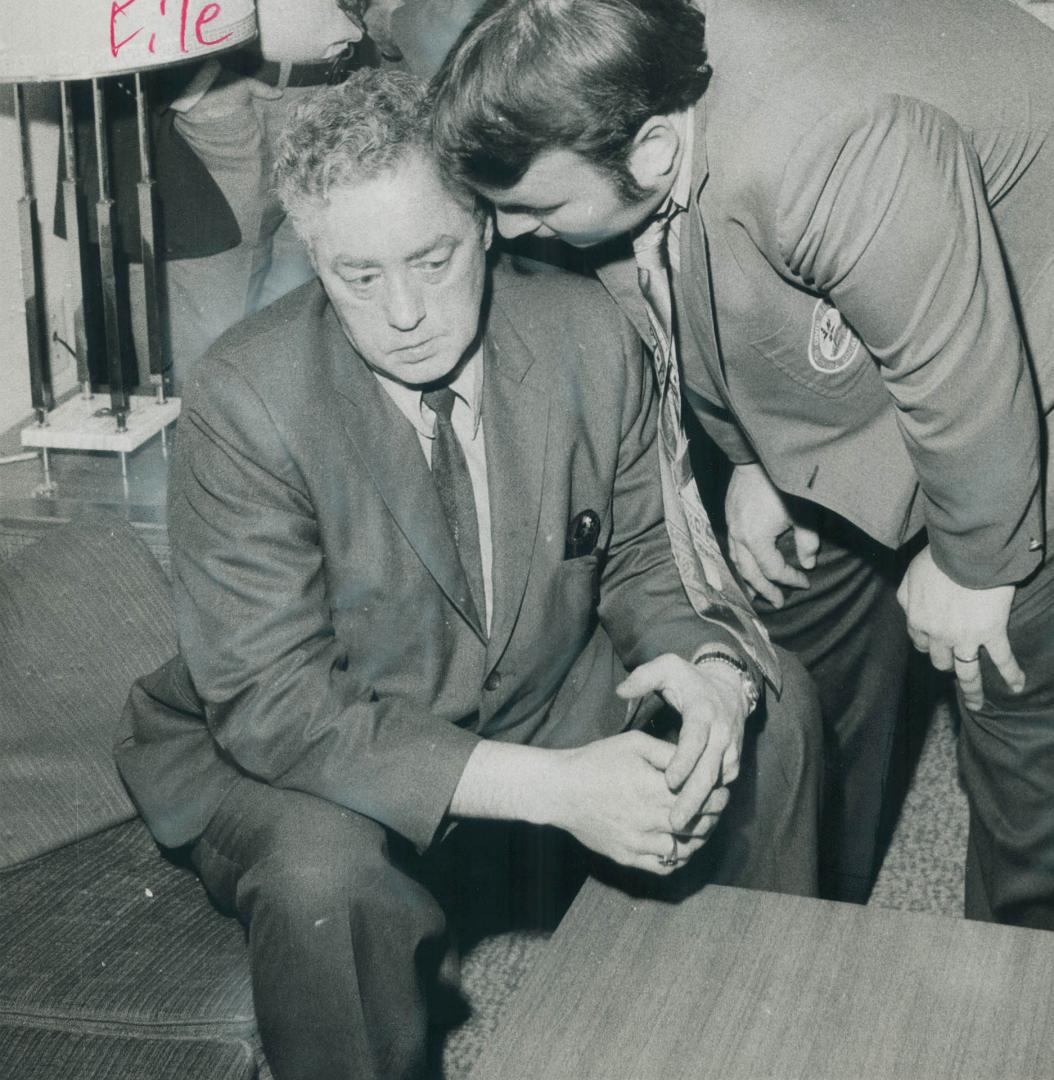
[
  {"x1": 596, "y1": 0, "x2": 1054, "y2": 590},
  {"x1": 117, "y1": 259, "x2": 734, "y2": 852}
]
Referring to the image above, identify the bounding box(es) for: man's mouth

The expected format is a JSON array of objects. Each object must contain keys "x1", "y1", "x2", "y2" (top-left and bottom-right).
[{"x1": 392, "y1": 340, "x2": 436, "y2": 356}]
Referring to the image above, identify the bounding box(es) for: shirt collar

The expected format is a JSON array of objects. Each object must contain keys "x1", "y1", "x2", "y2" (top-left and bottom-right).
[
  {"x1": 670, "y1": 107, "x2": 695, "y2": 213},
  {"x1": 373, "y1": 344, "x2": 485, "y2": 440}
]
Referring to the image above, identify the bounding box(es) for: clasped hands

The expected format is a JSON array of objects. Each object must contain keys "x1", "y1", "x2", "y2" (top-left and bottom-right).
[{"x1": 554, "y1": 654, "x2": 750, "y2": 876}]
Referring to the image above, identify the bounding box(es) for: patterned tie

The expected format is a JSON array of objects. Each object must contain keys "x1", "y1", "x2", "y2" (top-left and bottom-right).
[
  {"x1": 423, "y1": 387, "x2": 487, "y2": 633},
  {"x1": 634, "y1": 212, "x2": 781, "y2": 689}
]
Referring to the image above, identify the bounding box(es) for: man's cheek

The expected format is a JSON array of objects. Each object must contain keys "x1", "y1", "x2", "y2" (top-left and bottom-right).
[{"x1": 435, "y1": 279, "x2": 483, "y2": 335}]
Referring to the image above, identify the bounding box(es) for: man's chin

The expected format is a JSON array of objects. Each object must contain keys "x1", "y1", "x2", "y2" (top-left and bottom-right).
[{"x1": 558, "y1": 230, "x2": 622, "y2": 249}]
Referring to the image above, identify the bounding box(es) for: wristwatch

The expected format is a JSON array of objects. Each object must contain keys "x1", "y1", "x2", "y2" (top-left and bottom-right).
[{"x1": 693, "y1": 648, "x2": 762, "y2": 715}]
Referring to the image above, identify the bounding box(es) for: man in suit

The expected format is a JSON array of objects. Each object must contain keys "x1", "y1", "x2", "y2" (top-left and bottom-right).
[
  {"x1": 116, "y1": 71, "x2": 821, "y2": 1080},
  {"x1": 429, "y1": 0, "x2": 1054, "y2": 926}
]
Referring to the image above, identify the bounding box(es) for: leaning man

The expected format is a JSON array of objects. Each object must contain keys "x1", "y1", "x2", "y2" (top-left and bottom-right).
[{"x1": 116, "y1": 71, "x2": 820, "y2": 1080}]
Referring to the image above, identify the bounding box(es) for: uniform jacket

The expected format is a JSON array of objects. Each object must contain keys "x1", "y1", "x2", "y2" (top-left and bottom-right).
[
  {"x1": 116, "y1": 260, "x2": 730, "y2": 852},
  {"x1": 596, "y1": 0, "x2": 1054, "y2": 589}
]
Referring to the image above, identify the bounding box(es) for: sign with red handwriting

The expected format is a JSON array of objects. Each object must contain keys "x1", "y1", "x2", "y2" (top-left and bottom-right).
[
  {"x1": 0, "y1": 0, "x2": 257, "y2": 81},
  {"x1": 110, "y1": 0, "x2": 234, "y2": 60}
]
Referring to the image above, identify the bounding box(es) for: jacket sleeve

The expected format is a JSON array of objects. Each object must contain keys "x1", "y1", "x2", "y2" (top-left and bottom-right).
[
  {"x1": 169, "y1": 357, "x2": 479, "y2": 852},
  {"x1": 596, "y1": 317, "x2": 755, "y2": 675},
  {"x1": 766, "y1": 93, "x2": 1042, "y2": 587}
]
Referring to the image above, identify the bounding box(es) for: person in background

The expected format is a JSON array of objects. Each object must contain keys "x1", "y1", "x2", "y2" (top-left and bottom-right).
[
  {"x1": 60, "y1": 1, "x2": 396, "y2": 393},
  {"x1": 148, "y1": 0, "x2": 377, "y2": 390},
  {"x1": 430, "y1": 0, "x2": 1054, "y2": 926}
]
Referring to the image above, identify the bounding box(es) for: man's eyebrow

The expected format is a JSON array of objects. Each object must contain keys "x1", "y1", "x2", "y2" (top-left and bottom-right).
[
  {"x1": 334, "y1": 236, "x2": 460, "y2": 270},
  {"x1": 493, "y1": 200, "x2": 563, "y2": 215},
  {"x1": 335, "y1": 257, "x2": 379, "y2": 270},
  {"x1": 406, "y1": 234, "x2": 459, "y2": 261}
]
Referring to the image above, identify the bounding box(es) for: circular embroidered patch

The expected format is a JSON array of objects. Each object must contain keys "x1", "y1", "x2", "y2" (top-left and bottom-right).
[{"x1": 808, "y1": 300, "x2": 862, "y2": 374}]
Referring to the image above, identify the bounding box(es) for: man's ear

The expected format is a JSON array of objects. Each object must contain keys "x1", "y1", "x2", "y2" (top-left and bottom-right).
[{"x1": 627, "y1": 114, "x2": 683, "y2": 193}]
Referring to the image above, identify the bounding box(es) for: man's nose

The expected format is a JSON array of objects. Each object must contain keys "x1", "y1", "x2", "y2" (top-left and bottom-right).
[
  {"x1": 495, "y1": 209, "x2": 542, "y2": 239},
  {"x1": 385, "y1": 276, "x2": 425, "y2": 331}
]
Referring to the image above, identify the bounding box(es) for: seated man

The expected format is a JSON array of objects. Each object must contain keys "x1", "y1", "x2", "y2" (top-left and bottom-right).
[{"x1": 116, "y1": 71, "x2": 821, "y2": 1080}]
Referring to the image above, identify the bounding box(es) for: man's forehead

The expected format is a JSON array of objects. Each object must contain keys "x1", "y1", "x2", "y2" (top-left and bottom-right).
[
  {"x1": 321, "y1": 157, "x2": 470, "y2": 222},
  {"x1": 313, "y1": 166, "x2": 479, "y2": 263}
]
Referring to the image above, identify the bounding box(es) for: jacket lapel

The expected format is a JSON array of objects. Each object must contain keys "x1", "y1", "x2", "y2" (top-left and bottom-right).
[
  {"x1": 594, "y1": 246, "x2": 654, "y2": 348},
  {"x1": 481, "y1": 308, "x2": 551, "y2": 664},
  {"x1": 328, "y1": 313, "x2": 487, "y2": 643}
]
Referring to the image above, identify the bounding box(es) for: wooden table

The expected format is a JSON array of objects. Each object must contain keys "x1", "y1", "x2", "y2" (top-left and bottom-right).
[{"x1": 469, "y1": 878, "x2": 1054, "y2": 1079}]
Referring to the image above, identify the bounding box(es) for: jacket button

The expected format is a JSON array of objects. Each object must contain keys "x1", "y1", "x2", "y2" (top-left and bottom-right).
[{"x1": 483, "y1": 671, "x2": 502, "y2": 692}]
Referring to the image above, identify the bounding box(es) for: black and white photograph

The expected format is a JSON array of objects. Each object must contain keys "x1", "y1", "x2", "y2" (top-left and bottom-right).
[{"x1": 1, "y1": 1, "x2": 1053, "y2": 1077}]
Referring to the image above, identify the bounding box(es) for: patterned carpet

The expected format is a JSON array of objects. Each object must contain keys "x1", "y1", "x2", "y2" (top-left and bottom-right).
[{"x1": 870, "y1": 698, "x2": 968, "y2": 918}]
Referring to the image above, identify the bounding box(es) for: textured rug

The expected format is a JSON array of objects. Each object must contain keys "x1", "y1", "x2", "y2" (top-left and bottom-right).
[
  {"x1": 871, "y1": 698, "x2": 968, "y2": 918},
  {"x1": 1, "y1": 514, "x2": 971, "y2": 1077}
]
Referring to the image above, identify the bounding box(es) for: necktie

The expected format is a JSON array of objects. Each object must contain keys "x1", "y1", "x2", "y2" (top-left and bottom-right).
[
  {"x1": 423, "y1": 387, "x2": 487, "y2": 634},
  {"x1": 634, "y1": 211, "x2": 780, "y2": 689}
]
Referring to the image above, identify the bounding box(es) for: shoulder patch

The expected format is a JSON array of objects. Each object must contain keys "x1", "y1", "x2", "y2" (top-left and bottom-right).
[{"x1": 808, "y1": 299, "x2": 862, "y2": 374}]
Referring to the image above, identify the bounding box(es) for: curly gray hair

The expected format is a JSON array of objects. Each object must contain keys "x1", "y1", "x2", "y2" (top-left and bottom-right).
[{"x1": 273, "y1": 69, "x2": 473, "y2": 246}]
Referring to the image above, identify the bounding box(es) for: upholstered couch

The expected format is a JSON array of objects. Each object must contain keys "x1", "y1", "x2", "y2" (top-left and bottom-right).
[{"x1": 0, "y1": 518, "x2": 266, "y2": 1079}]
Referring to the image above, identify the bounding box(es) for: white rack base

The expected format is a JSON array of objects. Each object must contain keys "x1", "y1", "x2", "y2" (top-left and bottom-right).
[{"x1": 20, "y1": 395, "x2": 181, "y2": 455}]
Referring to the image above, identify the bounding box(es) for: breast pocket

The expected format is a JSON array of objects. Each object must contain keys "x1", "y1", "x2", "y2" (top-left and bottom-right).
[
  {"x1": 558, "y1": 553, "x2": 601, "y2": 608},
  {"x1": 748, "y1": 298, "x2": 876, "y2": 399}
]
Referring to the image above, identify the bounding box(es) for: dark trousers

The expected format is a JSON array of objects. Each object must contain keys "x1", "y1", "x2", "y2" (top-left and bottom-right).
[
  {"x1": 756, "y1": 514, "x2": 911, "y2": 903},
  {"x1": 959, "y1": 534, "x2": 1054, "y2": 931},
  {"x1": 188, "y1": 647, "x2": 821, "y2": 1080}
]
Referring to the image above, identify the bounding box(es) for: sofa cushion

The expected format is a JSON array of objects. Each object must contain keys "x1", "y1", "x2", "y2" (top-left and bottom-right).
[
  {"x1": 0, "y1": 1027, "x2": 256, "y2": 1080},
  {"x1": 0, "y1": 517, "x2": 175, "y2": 868},
  {"x1": 0, "y1": 818, "x2": 259, "y2": 1075}
]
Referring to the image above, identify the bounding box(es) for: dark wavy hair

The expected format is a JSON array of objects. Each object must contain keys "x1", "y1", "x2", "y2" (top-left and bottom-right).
[{"x1": 431, "y1": 0, "x2": 711, "y2": 200}]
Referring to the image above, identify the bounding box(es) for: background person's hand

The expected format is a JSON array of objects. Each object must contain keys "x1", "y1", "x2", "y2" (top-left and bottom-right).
[
  {"x1": 725, "y1": 463, "x2": 820, "y2": 608},
  {"x1": 897, "y1": 544, "x2": 1023, "y2": 710},
  {"x1": 617, "y1": 654, "x2": 749, "y2": 834}
]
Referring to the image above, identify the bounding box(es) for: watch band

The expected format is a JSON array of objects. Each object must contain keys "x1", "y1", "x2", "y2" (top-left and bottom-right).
[{"x1": 693, "y1": 648, "x2": 762, "y2": 714}]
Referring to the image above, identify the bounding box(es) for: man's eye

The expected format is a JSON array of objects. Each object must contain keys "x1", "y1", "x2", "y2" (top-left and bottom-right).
[
  {"x1": 419, "y1": 256, "x2": 450, "y2": 273},
  {"x1": 346, "y1": 274, "x2": 378, "y2": 289}
]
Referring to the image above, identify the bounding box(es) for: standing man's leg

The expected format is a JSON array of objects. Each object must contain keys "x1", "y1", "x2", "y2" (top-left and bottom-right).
[
  {"x1": 162, "y1": 83, "x2": 270, "y2": 391},
  {"x1": 191, "y1": 779, "x2": 450, "y2": 1080},
  {"x1": 758, "y1": 514, "x2": 911, "y2": 903},
  {"x1": 958, "y1": 536, "x2": 1054, "y2": 930}
]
